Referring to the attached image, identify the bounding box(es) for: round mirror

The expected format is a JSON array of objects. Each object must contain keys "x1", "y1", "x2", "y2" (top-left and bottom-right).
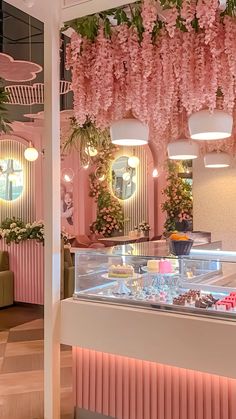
[
  {"x1": 112, "y1": 156, "x2": 136, "y2": 200},
  {"x1": 0, "y1": 159, "x2": 23, "y2": 201}
]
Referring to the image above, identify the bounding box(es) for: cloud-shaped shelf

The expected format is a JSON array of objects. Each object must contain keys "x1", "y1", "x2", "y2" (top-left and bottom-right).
[
  {"x1": 0, "y1": 53, "x2": 42, "y2": 82},
  {"x1": 5, "y1": 81, "x2": 71, "y2": 105}
]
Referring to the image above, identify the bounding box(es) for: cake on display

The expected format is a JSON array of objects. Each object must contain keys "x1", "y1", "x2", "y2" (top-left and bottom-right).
[
  {"x1": 108, "y1": 264, "x2": 134, "y2": 278},
  {"x1": 147, "y1": 260, "x2": 160, "y2": 273},
  {"x1": 159, "y1": 259, "x2": 173, "y2": 274}
]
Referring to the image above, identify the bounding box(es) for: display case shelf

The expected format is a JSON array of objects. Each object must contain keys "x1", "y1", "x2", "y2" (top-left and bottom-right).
[{"x1": 73, "y1": 249, "x2": 236, "y2": 320}]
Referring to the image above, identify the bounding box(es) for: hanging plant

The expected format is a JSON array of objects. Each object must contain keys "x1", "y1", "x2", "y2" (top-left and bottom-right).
[
  {"x1": 63, "y1": 117, "x2": 110, "y2": 165},
  {"x1": 0, "y1": 79, "x2": 12, "y2": 134},
  {"x1": 161, "y1": 160, "x2": 193, "y2": 236}
]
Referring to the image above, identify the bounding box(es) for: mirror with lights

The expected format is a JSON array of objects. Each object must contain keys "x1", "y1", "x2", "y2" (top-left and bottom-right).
[
  {"x1": 112, "y1": 155, "x2": 137, "y2": 200},
  {"x1": 0, "y1": 159, "x2": 23, "y2": 201}
]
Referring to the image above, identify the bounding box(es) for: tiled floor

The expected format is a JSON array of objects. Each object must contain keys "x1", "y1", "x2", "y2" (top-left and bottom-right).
[{"x1": 0, "y1": 306, "x2": 73, "y2": 419}]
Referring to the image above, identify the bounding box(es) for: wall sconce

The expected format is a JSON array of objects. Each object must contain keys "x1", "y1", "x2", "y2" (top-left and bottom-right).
[
  {"x1": 24, "y1": 141, "x2": 39, "y2": 162},
  {"x1": 152, "y1": 168, "x2": 159, "y2": 178},
  {"x1": 61, "y1": 168, "x2": 74, "y2": 183}
]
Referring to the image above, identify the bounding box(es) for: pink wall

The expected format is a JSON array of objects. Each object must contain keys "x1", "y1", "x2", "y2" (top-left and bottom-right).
[
  {"x1": 1, "y1": 125, "x2": 166, "y2": 237},
  {"x1": 0, "y1": 240, "x2": 44, "y2": 304},
  {"x1": 73, "y1": 347, "x2": 236, "y2": 419}
]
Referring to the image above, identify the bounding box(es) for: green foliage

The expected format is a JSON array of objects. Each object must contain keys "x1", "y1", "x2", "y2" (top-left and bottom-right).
[
  {"x1": 63, "y1": 117, "x2": 110, "y2": 166},
  {"x1": 161, "y1": 160, "x2": 193, "y2": 236},
  {"x1": 66, "y1": 0, "x2": 236, "y2": 42},
  {"x1": 0, "y1": 217, "x2": 69, "y2": 245},
  {"x1": 0, "y1": 217, "x2": 24, "y2": 230}
]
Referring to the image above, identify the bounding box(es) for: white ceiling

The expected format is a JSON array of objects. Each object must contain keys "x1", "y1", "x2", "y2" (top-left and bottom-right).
[
  {"x1": 62, "y1": 0, "x2": 137, "y2": 23},
  {"x1": 5, "y1": 0, "x2": 137, "y2": 24}
]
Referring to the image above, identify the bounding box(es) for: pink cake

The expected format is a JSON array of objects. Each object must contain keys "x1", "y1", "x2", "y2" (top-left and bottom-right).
[{"x1": 159, "y1": 260, "x2": 173, "y2": 274}]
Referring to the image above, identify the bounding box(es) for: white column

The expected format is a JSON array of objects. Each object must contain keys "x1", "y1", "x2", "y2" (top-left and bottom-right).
[{"x1": 44, "y1": 1, "x2": 61, "y2": 418}]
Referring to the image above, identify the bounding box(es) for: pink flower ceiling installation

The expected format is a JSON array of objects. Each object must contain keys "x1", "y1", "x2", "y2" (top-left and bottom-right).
[
  {"x1": 0, "y1": 53, "x2": 42, "y2": 82},
  {"x1": 66, "y1": 0, "x2": 236, "y2": 155}
]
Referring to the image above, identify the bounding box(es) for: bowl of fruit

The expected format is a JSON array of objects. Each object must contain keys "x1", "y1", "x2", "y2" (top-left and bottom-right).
[{"x1": 169, "y1": 232, "x2": 193, "y2": 256}]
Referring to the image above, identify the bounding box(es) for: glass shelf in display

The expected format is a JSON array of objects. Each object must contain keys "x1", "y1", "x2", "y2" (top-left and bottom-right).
[{"x1": 73, "y1": 250, "x2": 236, "y2": 320}]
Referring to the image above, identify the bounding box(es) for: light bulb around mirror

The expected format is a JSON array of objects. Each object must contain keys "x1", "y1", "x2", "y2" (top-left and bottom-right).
[
  {"x1": 128, "y1": 156, "x2": 140, "y2": 168},
  {"x1": 98, "y1": 174, "x2": 105, "y2": 181},
  {"x1": 85, "y1": 146, "x2": 98, "y2": 157},
  {"x1": 152, "y1": 168, "x2": 159, "y2": 178},
  {"x1": 24, "y1": 145, "x2": 39, "y2": 162}
]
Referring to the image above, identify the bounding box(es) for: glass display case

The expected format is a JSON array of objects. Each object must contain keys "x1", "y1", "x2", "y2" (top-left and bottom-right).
[{"x1": 73, "y1": 249, "x2": 236, "y2": 320}]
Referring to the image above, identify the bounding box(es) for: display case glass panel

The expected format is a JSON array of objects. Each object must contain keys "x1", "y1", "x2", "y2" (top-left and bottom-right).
[{"x1": 73, "y1": 249, "x2": 236, "y2": 320}]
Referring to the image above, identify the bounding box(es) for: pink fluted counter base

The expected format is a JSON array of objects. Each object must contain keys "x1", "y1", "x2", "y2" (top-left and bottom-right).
[
  {"x1": 73, "y1": 347, "x2": 236, "y2": 419},
  {"x1": 0, "y1": 240, "x2": 44, "y2": 305}
]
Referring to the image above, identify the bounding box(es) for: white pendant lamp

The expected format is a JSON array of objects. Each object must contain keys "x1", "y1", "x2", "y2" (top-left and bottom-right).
[
  {"x1": 24, "y1": 142, "x2": 39, "y2": 162},
  {"x1": 128, "y1": 156, "x2": 140, "y2": 168},
  {"x1": 167, "y1": 141, "x2": 199, "y2": 160},
  {"x1": 189, "y1": 110, "x2": 233, "y2": 140},
  {"x1": 204, "y1": 152, "x2": 231, "y2": 168},
  {"x1": 110, "y1": 118, "x2": 149, "y2": 146}
]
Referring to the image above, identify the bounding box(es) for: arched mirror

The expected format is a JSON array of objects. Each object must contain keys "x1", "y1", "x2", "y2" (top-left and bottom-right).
[
  {"x1": 0, "y1": 158, "x2": 23, "y2": 201},
  {"x1": 112, "y1": 156, "x2": 136, "y2": 200}
]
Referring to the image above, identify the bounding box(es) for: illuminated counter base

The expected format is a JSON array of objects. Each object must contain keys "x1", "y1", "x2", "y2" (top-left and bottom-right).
[{"x1": 61, "y1": 299, "x2": 236, "y2": 418}]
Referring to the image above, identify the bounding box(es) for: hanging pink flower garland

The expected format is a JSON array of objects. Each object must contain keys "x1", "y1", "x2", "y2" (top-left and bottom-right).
[{"x1": 66, "y1": 0, "x2": 236, "y2": 153}]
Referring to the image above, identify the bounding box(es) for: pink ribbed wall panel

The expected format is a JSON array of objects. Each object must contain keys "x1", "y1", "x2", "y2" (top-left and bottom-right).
[
  {"x1": 73, "y1": 347, "x2": 236, "y2": 419},
  {"x1": 0, "y1": 240, "x2": 44, "y2": 304}
]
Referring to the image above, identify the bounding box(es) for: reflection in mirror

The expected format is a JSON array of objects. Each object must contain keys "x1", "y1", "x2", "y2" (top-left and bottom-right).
[
  {"x1": 0, "y1": 159, "x2": 23, "y2": 201},
  {"x1": 112, "y1": 155, "x2": 136, "y2": 200}
]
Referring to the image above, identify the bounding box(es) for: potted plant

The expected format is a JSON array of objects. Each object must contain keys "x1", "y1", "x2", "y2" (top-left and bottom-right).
[{"x1": 138, "y1": 221, "x2": 151, "y2": 237}]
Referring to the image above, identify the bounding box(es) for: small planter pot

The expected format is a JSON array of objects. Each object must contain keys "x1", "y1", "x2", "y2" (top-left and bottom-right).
[{"x1": 140, "y1": 230, "x2": 149, "y2": 238}]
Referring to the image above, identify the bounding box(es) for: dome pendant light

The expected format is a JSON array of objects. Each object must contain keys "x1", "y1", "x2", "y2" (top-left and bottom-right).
[
  {"x1": 204, "y1": 152, "x2": 231, "y2": 168},
  {"x1": 24, "y1": 142, "x2": 39, "y2": 162},
  {"x1": 110, "y1": 118, "x2": 149, "y2": 146},
  {"x1": 167, "y1": 141, "x2": 199, "y2": 160},
  {"x1": 189, "y1": 109, "x2": 233, "y2": 140}
]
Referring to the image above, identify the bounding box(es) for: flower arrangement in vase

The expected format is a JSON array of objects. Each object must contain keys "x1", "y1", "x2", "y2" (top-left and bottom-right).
[{"x1": 137, "y1": 221, "x2": 151, "y2": 237}]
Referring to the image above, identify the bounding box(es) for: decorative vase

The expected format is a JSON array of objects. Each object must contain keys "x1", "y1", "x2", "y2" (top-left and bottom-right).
[{"x1": 140, "y1": 230, "x2": 149, "y2": 238}]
